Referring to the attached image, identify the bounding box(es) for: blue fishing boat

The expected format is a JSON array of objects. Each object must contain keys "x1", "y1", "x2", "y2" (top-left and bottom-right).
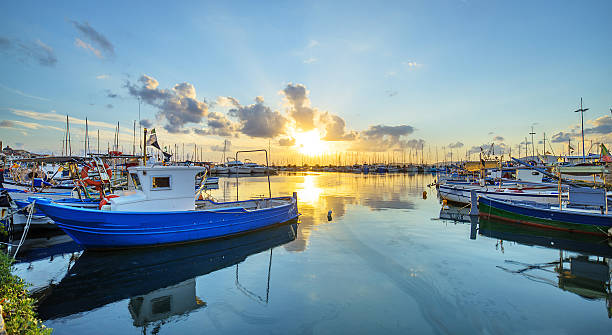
[
  {"x1": 478, "y1": 188, "x2": 611, "y2": 236},
  {"x1": 33, "y1": 166, "x2": 299, "y2": 249}
]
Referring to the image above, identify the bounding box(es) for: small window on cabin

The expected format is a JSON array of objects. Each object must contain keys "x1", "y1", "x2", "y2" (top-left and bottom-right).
[
  {"x1": 131, "y1": 173, "x2": 142, "y2": 191},
  {"x1": 151, "y1": 296, "x2": 171, "y2": 315},
  {"x1": 152, "y1": 176, "x2": 171, "y2": 189}
]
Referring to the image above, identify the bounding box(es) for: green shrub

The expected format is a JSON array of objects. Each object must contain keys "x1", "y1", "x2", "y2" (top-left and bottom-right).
[{"x1": 0, "y1": 251, "x2": 51, "y2": 334}]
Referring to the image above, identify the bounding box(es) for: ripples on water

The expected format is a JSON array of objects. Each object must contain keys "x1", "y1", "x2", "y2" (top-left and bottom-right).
[{"x1": 12, "y1": 172, "x2": 612, "y2": 334}]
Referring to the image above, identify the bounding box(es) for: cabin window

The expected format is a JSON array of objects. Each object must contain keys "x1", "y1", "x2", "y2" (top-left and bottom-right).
[
  {"x1": 152, "y1": 176, "x2": 171, "y2": 190},
  {"x1": 130, "y1": 173, "x2": 142, "y2": 191},
  {"x1": 151, "y1": 296, "x2": 171, "y2": 315}
]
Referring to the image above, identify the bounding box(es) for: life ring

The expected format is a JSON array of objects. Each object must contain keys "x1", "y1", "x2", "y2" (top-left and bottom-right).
[
  {"x1": 80, "y1": 162, "x2": 113, "y2": 187},
  {"x1": 99, "y1": 194, "x2": 120, "y2": 209}
]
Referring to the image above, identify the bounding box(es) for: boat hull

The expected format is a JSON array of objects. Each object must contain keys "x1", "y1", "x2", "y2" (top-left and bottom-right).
[
  {"x1": 439, "y1": 184, "x2": 561, "y2": 205},
  {"x1": 478, "y1": 196, "x2": 611, "y2": 236},
  {"x1": 34, "y1": 197, "x2": 299, "y2": 248}
]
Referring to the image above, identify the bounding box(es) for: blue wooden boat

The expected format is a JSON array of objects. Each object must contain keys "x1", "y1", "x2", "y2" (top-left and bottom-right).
[
  {"x1": 33, "y1": 166, "x2": 299, "y2": 249},
  {"x1": 478, "y1": 190, "x2": 611, "y2": 236}
]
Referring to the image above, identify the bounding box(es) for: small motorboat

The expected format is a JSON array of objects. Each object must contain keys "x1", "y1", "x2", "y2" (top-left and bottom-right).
[{"x1": 33, "y1": 165, "x2": 299, "y2": 249}]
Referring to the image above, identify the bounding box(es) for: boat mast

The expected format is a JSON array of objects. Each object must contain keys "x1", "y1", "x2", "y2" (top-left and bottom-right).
[
  {"x1": 138, "y1": 97, "x2": 142, "y2": 152},
  {"x1": 529, "y1": 126, "x2": 536, "y2": 158},
  {"x1": 66, "y1": 115, "x2": 72, "y2": 156},
  {"x1": 85, "y1": 117, "x2": 88, "y2": 157},
  {"x1": 133, "y1": 120, "x2": 136, "y2": 155},
  {"x1": 573, "y1": 97, "x2": 588, "y2": 162}
]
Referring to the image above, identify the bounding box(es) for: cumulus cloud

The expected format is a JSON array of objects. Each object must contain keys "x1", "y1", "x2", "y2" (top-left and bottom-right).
[
  {"x1": 470, "y1": 143, "x2": 509, "y2": 156},
  {"x1": 193, "y1": 111, "x2": 238, "y2": 137},
  {"x1": 282, "y1": 83, "x2": 316, "y2": 131},
  {"x1": 448, "y1": 141, "x2": 464, "y2": 149},
  {"x1": 551, "y1": 131, "x2": 574, "y2": 143},
  {"x1": 321, "y1": 112, "x2": 356, "y2": 141},
  {"x1": 71, "y1": 21, "x2": 114, "y2": 57},
  {"x1": 351, "y1": 124, "x2": 420, "y2": 152},
  {"x1": 403, "y1": 139, "x2": 426, "y2": 149},
  {"x1": 363, "y1": 125, "x2": 414, "y2": 138},
  {"x1": 216, "y1": 96, "x2": 240, "y2": 107},
  {"x1": 279, "y1": 137, "x2": 296, "y2": 146},
  {"x1": 585, "y1": 115, "x2": 612, "y2": 135},
  {"x1": 0, "y1": 37, "x2": 57, "y2": 66},
  {"x1": 211, "y1": 140, "x2": 231, "y2": 152},
  {"x1": 126, "y1": 75, "x2": 209, "y2": 133},
  {"x1": 228, "y1": 97, "x2": 288, "y2": 138},
  {"x1": 139, "y1": 119, "x2": 153, "y2": 128},
  {"x1": 280, "y1": 83, "x2": 355, "y2": 141}
]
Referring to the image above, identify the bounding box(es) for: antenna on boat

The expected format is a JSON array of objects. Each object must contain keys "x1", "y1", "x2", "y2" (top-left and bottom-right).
[{"x1": 573, "y1": 97, "x2": 589, "y2": 162}]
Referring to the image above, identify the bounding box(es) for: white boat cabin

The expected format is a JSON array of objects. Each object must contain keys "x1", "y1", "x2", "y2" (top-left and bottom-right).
[{"x1": 105, "y1": 166, "x2": 206, "y2": 212}]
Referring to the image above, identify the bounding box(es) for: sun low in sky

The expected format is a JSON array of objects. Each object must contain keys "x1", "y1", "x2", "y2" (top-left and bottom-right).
[
  {"x1": 293, "y1": 129, "x2": 328, "y2": 156},
  {"x1": 0, "y1": 1, "x2": 610, "y2": 162}
]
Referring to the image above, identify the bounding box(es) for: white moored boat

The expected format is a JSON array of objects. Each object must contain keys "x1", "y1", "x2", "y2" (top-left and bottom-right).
[
  {"x1": 244, "y1": 162, "x2": 267, "y2": 174},
  {"x1": 226, "y1": 161, "x2": 252, "y2": 174}
]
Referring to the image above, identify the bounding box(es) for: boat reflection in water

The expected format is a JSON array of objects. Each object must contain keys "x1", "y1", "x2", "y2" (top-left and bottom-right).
[
  {"x1": 35, "y1": 221, "x2": 298, "y2": 325},
  {"x1": 438, "y1": 205, "x2": 472, "y2": 223},
  {"x1": 477, "y1": 217, "x2": 612, "y2": 317}
]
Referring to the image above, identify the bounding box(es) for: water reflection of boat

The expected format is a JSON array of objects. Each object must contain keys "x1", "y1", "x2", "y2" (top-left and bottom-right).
[
  {"x1": 478, "y1": 218, "x2": 612, "y2": 258},
  {"x1": 35, "y1": 222, "x2": 298, "y2": 320},
  {"x1": 128, "y1": 278, "x2": 203, "y2": 327},
  {"x1": 478, "y1": 218, "x2": 612, "y2": 317},
  {"x1": 439, "y1": 205, "x2": 472, "y2": 223}
]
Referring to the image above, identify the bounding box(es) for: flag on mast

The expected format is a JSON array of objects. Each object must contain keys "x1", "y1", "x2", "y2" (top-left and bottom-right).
[
  {"x1": 146, "y1": 129, "x2": 172, "y2": 160},
  {"x1": 601, "y1": 143, "x2": 612, "y2": 162}
]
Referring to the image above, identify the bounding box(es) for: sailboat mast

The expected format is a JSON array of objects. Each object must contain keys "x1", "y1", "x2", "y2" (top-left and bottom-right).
[
  {"x1": 133, "y1": 120, "x2": 136, "y2": 155},
  {"x1": 85, "y1": 117, "x2": 88, "y2": 156}
]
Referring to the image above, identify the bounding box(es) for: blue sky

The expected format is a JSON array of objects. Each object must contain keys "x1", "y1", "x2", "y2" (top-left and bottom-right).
[{"x1": 0, "y1": 0, "x2": 611, "y2": 161}]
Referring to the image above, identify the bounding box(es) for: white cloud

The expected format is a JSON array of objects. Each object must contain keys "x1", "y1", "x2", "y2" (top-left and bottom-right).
[
  {"x1": 303, "y1": 57, "x2": 317, "y2": 64},
  {"x1": 0, "y1": 83, "x2": 50, "y2": 101},
  {"x1": 402, "y1": 61, "x2": 422, "y2": 68},
  {"x1": 307, "y1": 40, "x2": 319, "y2": 48},
  {"x1": 96, "y1": 74, "x2": 110, "y2": 80},
  {"x1": 75, "y1": 38, "x2": 102, "y2": 58},
  {"x1": 10, "y1": 108, "x2": 116, "y2": 129}
]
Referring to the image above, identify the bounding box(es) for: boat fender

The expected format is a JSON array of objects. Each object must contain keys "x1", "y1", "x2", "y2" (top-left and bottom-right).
[
  {"x1": 327, "y1": 210, "x2": 332, "y2": 221},
  {"x1": 99, "y1": 194, "x2": 120, "y2": 210},
  {"x1": 81, "y1": 162, "x2": 113, "y2": 187},
  {"x1": 422, "y1": 191, "x2": 427, "y2": 199}
]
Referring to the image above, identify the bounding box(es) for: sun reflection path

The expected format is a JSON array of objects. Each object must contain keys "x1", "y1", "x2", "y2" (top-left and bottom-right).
[{"x1": 297, "y1": 175, "x2": 324, "y2": 205}]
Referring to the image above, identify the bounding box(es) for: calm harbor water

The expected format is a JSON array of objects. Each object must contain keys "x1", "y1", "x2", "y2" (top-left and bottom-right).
[{"x1": 13, "y1": 172, "x2": 612, "y2": 334}]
